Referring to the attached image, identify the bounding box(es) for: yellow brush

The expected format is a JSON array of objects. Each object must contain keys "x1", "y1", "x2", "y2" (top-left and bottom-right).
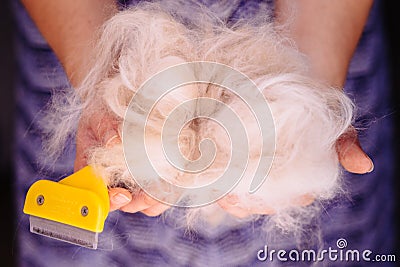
[{"x1": 23, "y1": 166, "x2": 109, "y2": 249}]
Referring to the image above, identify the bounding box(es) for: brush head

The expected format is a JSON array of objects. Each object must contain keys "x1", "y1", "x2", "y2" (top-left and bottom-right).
[
  {"x1": 29, "y1": 216, "x2": 99, "y2": 249},
  {"x1": 23, "y1": 166, "x2": 110, "y2": 248}
]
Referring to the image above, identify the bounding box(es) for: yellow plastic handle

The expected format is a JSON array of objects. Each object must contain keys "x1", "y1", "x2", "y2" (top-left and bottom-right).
[{"x1": 23, "y1": 166, "x2": 109, "y2": 233}]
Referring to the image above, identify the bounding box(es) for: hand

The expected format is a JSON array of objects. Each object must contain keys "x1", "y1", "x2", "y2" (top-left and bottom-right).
[
  {"x1": 108, "y1": 188, "x2": 169, "y2": 216},
  {"x1": 75, "y1": 107, "x2": 372, "y2": 218},
  {"x1": 74, "y1": 108, "x2": 169, "y2": 216},
  {"x1": 217, "y1": 127, "x2": 373, "y2": 218},
  {"x1": 336, "y1": 127, "x2": 374, "y2": 174},
  {"x1": 217, "y1": 193, "x2": 314, "y2": 218}
]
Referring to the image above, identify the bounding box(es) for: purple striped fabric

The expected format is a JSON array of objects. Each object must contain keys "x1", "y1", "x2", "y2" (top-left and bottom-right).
[{"x1": 12, "y1": 1, "x2": 395, "y2": 266}]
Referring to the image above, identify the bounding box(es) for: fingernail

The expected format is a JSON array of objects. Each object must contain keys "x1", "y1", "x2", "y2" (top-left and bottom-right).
[
  {"x1": 105, "y1": 134, "x2": 120, "y2": 148},
  {"x1": 363, "y1": 152, "x2": 374, "y2": 173},
  {"x1": 112, "y1": 193, "x2": 131, "y2": 205},
  {"x1": 366, "y1": 157, "x2": 374, "y2": 173}
]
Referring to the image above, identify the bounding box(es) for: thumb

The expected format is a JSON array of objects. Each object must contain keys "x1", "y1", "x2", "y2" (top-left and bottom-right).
[
  {"x1": 109, "y1": 188, "x2": 132, "y2": 211},
  {"x1": 336, "y1": 129, "x2": 374, "y2": 174}
]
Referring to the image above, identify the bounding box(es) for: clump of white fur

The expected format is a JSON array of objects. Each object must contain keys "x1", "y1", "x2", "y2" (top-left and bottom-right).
[{"x1": 44, "y1": 3, "x2": 353, "y2": 232}]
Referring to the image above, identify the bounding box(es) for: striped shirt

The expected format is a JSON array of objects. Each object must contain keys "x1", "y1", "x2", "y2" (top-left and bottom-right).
[{"x1": 13, "y1": 1, "x2": 395, "y2": 266}]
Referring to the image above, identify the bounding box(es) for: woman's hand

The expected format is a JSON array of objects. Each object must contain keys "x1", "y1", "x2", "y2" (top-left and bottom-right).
[
  {"x1": 102, "y1": 127, "x2": 373, "y2": 218},
  {"x1": 218, "y1": 129, "x2": 373, "y2": 218},
  {"x1": 108, "y1": 188, "x2": 169, "y2": 216},
  {"x1": 75, "y1": 105, "x2": 372, "y2": 218},
  {"x1": 221, "y1": 0, "x2": 375, "y2": 218},
  {"x1": 209, "y1": 1, "x2": 374, "y2": 219},
  {"x1": 74, "y1": 109, "x2": 169, "y2": 217}
]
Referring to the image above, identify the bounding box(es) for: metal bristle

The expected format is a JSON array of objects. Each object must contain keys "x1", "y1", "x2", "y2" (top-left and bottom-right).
[{"x1": 29, "y1": 216, "x2": 98, "y2": 249}]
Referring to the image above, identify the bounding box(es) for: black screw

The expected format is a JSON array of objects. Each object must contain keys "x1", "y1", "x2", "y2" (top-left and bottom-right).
[
  {"x1": 37, "y1": 195, "x2": 44, "y2": 205},
  {"x1": 81, "y1": 206, "x2": 89, "y2": 217}
]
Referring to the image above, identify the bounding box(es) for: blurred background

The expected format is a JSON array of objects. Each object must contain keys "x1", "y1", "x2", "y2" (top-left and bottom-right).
[
  {"x1": 0, "y1": 1, "x2": 399, "y2": 266},
  {"x1": 1, "y1": 1, "x2": 17, "y2": 266}
]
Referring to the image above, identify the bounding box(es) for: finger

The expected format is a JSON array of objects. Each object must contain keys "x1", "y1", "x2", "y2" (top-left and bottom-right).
[
  {"x1": 245, "y1": 195, "x2": 312, "y2": 215},
  {"x1": 248, "y1": 205, "x2": 275, "y2": 215},
  {"x1": 218, "y1": 202, "x2": 251, "y2": 218},
  {"x1": 217, "y1": 195, "x2": 251, "y2": 218},
  {"x1": 141, "y1": 203, "x2": 170, "y2": 217},
  {"x1": 336, "y1": 129, "x2": 374, "y2": 174},
  {"x1": 119, "y1": 192, "x2": 159, "y2": 213},
  {"x1": 292, "y1": 194, "x2": 315, "y2": 207},
  {"x1": 109, "y1": 188, "x2": 132, "y2": 211},
  {"x1": 218, "y1": 193, "x2": 279, "y2": 217},
  {"x1": 105, "y1": 134, "x2": 121, "y2": 148}
]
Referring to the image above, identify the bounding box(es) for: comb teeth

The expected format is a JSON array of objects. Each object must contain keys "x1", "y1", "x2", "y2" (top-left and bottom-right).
[{"x1": 29, "y1": 216, "x2": 98, "y2": 249}]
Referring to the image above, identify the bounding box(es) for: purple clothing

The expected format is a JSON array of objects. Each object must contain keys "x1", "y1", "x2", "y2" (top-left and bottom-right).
[{"x1": 13, "y1": 1, "x2": 395, "y2": 266}]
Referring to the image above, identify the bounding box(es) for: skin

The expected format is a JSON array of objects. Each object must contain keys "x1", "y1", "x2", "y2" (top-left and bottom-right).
[
  {"x1": 22, "y1": 0, "x2": 374, "y2": 217},
  {"x1": 274, "y1": 0, "x2": 374, "y2": 175},
  {"x1": 219, "y1": 0, "x2": 375, "y2": 217}
]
